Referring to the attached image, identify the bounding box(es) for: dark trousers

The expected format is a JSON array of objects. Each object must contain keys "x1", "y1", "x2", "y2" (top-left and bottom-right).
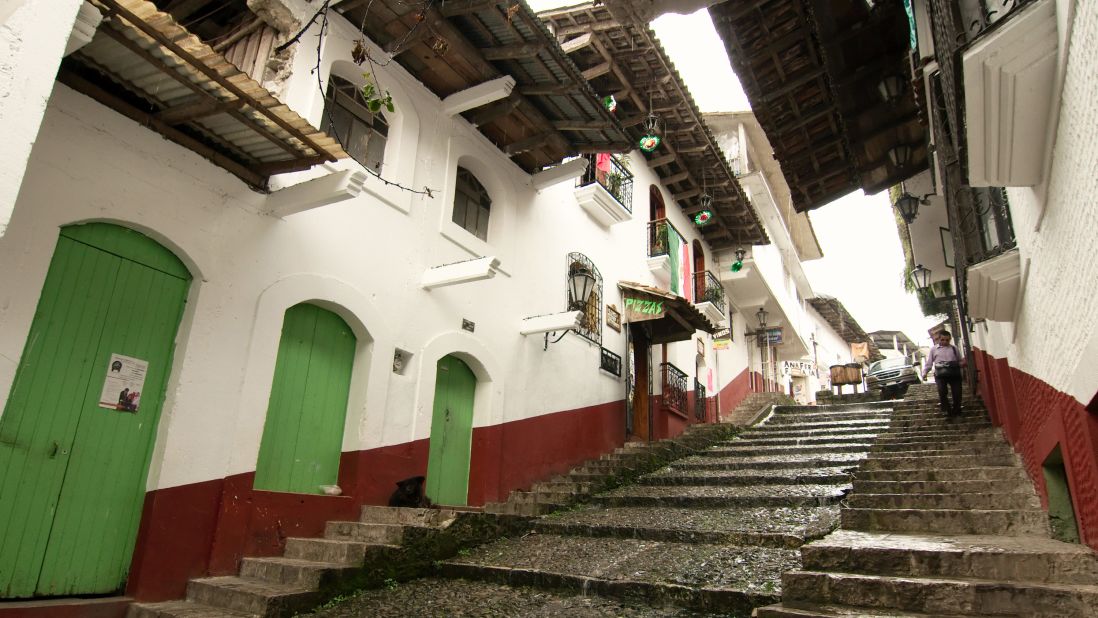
[{"x1": 937, "y1": 377, "x2": 963, "y2": 416}]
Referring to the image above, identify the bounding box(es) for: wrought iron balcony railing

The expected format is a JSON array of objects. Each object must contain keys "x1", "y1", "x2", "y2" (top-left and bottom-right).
[
  {"x1": 578, "y1": 154, "x2": 633, "y2": 212},
  {"x1": 647, "y1": 218, "x2": 685, "y2": 258},
  {"x1": 661, "y1": 362, "x2": 688, "y2": 417},
  {"x1": 694, "y1": 379, "x2": 706, "y2": 421},
  {"x1": 693, "y1": 270, "x2": 726, "y2": 314}
]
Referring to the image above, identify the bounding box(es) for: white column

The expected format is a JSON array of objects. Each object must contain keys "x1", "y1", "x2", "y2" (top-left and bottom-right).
[{"x1": 0, "y1": 0, "x2": 83, "y2": 238}]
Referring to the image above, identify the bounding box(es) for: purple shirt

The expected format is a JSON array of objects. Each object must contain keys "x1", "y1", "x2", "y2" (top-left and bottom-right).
[{"x1": 924, "y1": 344, "x2": 961, "y2": 374}]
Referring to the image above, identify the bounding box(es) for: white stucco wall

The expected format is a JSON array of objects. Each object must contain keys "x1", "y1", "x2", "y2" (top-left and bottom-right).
[
  {"x1": 0, "y1": 0, "x2": 83, "y2": 237},
  {"x1": 0, "y1": 9, "x2": 743, "y2": 491},
  {"x1": 970, "y1": 3, "x2": 1098, "y2": 406}
]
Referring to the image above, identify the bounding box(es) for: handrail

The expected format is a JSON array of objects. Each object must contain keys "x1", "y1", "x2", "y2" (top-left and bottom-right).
[
  {"x1": 693, "y1": 270, "x2": 726, "y2": 314},
  {"x1": 647, "y1": 218, "x2": 685, "y2": 258},
  {"x1": 661, "y1": 362, "x2": 688, "y2": 416},
  {"x1": 578, "y1": 154, "x2": 633, "y2": 212}
]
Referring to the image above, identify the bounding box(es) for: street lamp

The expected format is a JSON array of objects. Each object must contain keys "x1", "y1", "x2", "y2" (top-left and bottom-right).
[
  {"x1": 910, "y1": 263, "x2": 932, "y2": 291},
  {"x1": 877, "y1": 74, "x2": 906, "y2": 104},
  {"x1": 894, "y1": 192, "x2": 930, "y2": 224},
  {"x1": 888, "y1": 144, "x2": 912, "y2": 168},
  {"x1": 567, "y1": 265, "x2": 596, "y2": 311},
  {"x1": 756, "y1": 307, "x2": 769, "y2": 329}
]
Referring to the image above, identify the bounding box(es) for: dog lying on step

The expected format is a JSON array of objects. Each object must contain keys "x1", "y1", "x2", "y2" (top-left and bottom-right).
[{"x1": 388, "y1": 475, "x2": 433, "y2": 508}]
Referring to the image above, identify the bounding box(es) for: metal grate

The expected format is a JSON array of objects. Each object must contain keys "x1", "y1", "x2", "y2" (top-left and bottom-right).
[
  {"x1": 600, "y1": 347, "x2": 622, "y2": 377},
  {"x1": 661, "y1": 362, "x2": 688, "y2": 417},
  {"x1": 566, "y1": 252, "x2": 602, "y2": 346}
]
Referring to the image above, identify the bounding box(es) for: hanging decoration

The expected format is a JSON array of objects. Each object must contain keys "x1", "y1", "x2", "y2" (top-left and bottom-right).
[
  {"x1": 602, "y1": 94, "x2": 618, "y2": 113},
  {"x1": 731, "y1": 247, "x2": 746, "y2": 272},
  {"x1": 694, "y1": 210, "x2": 712, "y2": 226},
  {"x1": 639, "y1": 111, "x2": 662, "y2": 153}
]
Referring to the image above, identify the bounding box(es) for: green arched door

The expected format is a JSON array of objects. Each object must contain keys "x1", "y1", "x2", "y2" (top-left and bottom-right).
[
  {"x1": 426, "y1": 355, "x2": 476, "y2": 506},
  {"x1": 0, "y1": 223, "x2": 191, "y2": 598},
  {"x1": 254, "y1": 303, "x2": 356, "y2": 494}
]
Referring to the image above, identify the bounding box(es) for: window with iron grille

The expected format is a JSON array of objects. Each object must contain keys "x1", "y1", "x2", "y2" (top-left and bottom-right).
[
  {"x1": 452, "y1": 167, "x2": 492, "y2": 242},
  {"x1": 567, "y1": 252, "x2": 602, "y2": 346},
  {"x1": 321, "y1": 75, "x2": 389, "y2": 172},
  {"x1": 600, "y1": 347, "x2": 621, "y2": 377}
]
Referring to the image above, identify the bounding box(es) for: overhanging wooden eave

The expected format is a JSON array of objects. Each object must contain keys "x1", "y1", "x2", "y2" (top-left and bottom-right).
[{"x1": 66, "y1": 0, "x2": 347, "y2": 190}]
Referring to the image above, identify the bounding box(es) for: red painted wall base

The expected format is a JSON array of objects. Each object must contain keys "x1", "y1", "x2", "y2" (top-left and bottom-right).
[
  {"x1": 0, "y1": 597, "x2": 130, "y2": 618},
  {"x1": 973, "y1": 348, "x2": 1098, "y2": 550}
]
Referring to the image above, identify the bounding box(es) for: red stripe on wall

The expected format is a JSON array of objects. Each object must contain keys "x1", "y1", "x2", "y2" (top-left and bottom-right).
[
  {"x1": 973, "y1": 348, "x2": 1098, "y2": 550},
  {"x1": 125, "y1": 399, "x2": 630, "y2": 601}
]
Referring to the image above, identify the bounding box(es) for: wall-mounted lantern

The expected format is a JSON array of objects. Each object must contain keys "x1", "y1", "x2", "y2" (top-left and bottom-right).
[
  {"x1": 894, "y1": 192, "x2": 930, "y2": 224},
  {"x1": 567, "y1": 263, "x2": 596, "y2": 311},
  {"x1": 910, "y1": 263, "x2": 932, "y2": 291},
  {"x1": 888, "y1": 144, "x2": 913, "y2": 168},
  {"x1": 877, "y1": 74, "x2": 906, "y2": 104}
]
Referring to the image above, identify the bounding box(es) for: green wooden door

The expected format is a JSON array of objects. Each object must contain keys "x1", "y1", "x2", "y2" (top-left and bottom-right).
[
  {"x1": 254, "y1": 303, "x2": 356, "y2": 494},
  {"x1": 425, "y1": 355, "x2": 475, "y2": 506},
  {"x1": 0, "y1": 223, "x2": 190, "y2": 598}
]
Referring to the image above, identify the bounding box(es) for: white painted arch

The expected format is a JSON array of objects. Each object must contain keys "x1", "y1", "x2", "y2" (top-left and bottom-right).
[{"x1": 411, "y1": 329, "x2": 506, "y2": 444}]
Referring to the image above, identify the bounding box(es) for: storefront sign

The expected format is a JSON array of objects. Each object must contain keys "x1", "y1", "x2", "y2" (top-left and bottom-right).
[
  {"x1": 781, "y1": 360, "x2": 815, "y2": 376},
  {"x1": 606, "y1": 304, "x2": 622, "y2": 332},
  {"x1": 757, "y1": 327, "x2": 783, "y2": 347},
  {"x1": 622, "y1": 293, "x2": 666, "y2": 322},
  {"x1": 98, "y1": 353, "x2": 148, "y2": 413}
]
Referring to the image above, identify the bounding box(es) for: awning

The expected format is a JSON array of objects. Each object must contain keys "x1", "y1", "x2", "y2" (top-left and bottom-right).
[
  {"x1": 59, "y1": 0, "x2": 347, "y2": 189},
  {"x1": 619, "y1": 281, "x2": 717, "y2": 345}
]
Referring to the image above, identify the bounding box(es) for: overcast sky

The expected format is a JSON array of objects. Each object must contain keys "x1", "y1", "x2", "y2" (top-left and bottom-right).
[{"x1": 528, "y1": 3, "x2": 939, "y2": 346}]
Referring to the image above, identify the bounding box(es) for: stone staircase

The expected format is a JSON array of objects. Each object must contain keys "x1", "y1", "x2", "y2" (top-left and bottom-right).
[
  {"x1": 303, "y1": 402, "x2": 894, "y2": 616},
  {"x1": 483, "y1": 422, "x2": 734, "y2": 516},
  {"x1": 758, "y1": 384, "x2": 1098, "y2": 617},
  {"x1": 128, "y1": 506, "x2": 495, "y2": 618},
  {"x1": 722, "y1": 391, "x2": 796, "y2": 426}
]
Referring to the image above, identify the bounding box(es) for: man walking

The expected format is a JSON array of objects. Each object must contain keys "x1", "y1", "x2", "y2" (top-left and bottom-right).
[{"x1": 922, "y1": 330, "x2": 965, "y2": 417}]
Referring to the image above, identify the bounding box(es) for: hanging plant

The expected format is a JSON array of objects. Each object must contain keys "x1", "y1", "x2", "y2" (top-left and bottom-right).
[
  {"x1": 694, "y1": 210, "x2": 712, "y2": 226},
  {"x1": 602, "y1": 94, "x2": 617, "y2": 113},
  {"x1": 361, "y1": 73, "x2": 394, "y2": 114},
  {"x1": 639, "y1": 135, "x2": 662, "y2": 152}
]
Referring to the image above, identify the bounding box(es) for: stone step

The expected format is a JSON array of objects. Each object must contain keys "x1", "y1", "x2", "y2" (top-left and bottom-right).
[
  {"x1": 537, "y1": 505, "x2": 839, "y2": 549},
  {"x1": 675, "y1": 453, "x2": 870, "y2": 471},
  {"x1": 851, "y1": 478, "x2": 1034, "y2": 495},
  {"x1": 801, "y1": 530, "x2": 1098, "y2": 585},
  {"x1": 756, "y1": 419, "x2": 893, "y2": 432},
  {"x1": 238, "y1": 556, "x2": 351, "y2": 588},
  {"x1": 732, "y1": 434, "x2": 884, "y2": 447},
  {"x1": 742, "y1": 424, "x2": 890, "y2": 438},
  {"x1": 128, "y1": 600, "x2": 260, "y2": 618},
  {"x1": 858, "y1": 453, "x2": 1018, "y2": 471},
  {"x1": 358, "y1": 505, "x2": 459, "y2": 527},
  {"x1": 845, "y1": 492, "x2": 1041, "y2": 511},
  {"x1": 873, "y1": 429, "x2": 1002, "y2": 443},
  {"x1": 853, "y1": 466, "x2": 1027, "y2": 483},
  {"x1": 886, "y1": 417, "x2": 993, "y2": 430},
  {"x1": 870, "y1": 442, "x2": 1013, "y2": 456},
  {"x1": 841, "y1": 507, "x2": 1050, "y2": 536},
  {"x1": 439, "y1": 533, "x2": 795, "y2": 613},
  {"x1": 483, "y1": 501, "x2": 563, "y2": 516},
  {"x1": 766, "y1": 413, "x2": 891, "y2": 426},
  {"x1": 283, "y1": 537, "x2": 383, "y2": 565},
  {"x1": 592, "y1": 483, "x2": 851, "y2": 508},
  {"x1": 531, "y1": 479, "x2": 592, "y2": 494},
  {"x1": 639, "y1": 466, "x2": 854, "y2": 487},
  {"x1": 324, "y1": 521, "x2": 403, "y2": 544},
  {"x1": 507, "y1": 490, "x2": 576, "y2": 505},
  {"x1": 756, "y1": 602, "x2": 969, "y2": 617},
  {"x1": 705, "y1": 443, "x2": 874, "y2": 456},
  {"x1": 185, "y1": 577, "x2": 315, "y2": 617},
  {"x1": 781, "y1": 570, "x2": 1098, "y2": 616}
]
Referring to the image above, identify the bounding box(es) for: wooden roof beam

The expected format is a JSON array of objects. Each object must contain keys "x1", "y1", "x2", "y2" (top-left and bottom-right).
[
  {"x1": 440, "y1": 0, "x2": 498, "y2": 17},
  {"x1": 504, "y1": 132, "x2": 554, "y2": 156},
  {"x1": 560, "y1": 32, "x2": 593, "y2": 54}
]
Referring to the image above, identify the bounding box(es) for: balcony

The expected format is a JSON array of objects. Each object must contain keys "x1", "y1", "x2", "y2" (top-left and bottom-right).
[
  {"x1": 661, "y1": 362, "x2": 688, "y2": 418},
  {"x1": 962, "y1": 0, "x2": 1057, "y2": 187},
  {"x1": 574, "y1": 154, "x2": 633, "y2": 228},
  {"x1": 647, "y1": 218, "x2": 685, "y2": 288},
  {"x1": 693, "y1": 270, "x2": 727, "y2": 326}
]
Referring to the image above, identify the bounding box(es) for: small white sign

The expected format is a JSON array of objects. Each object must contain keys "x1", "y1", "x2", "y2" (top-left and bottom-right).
[{"x1": 98, "y1": 354, "x2": 149, "y2": 413}]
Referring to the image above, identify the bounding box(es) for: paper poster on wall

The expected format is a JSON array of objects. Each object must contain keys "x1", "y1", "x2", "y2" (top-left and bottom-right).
[{"x1": 98, "y1": 354, "x2": 149, "y2": 413}]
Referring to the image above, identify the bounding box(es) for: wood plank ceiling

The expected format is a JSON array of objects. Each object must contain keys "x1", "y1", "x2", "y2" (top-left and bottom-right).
[
  {"x1": 710, "y1": 0, "x2": 929, "y2": 212},
  {"x1": 336, "y1": 0, "x2": 630, "y2": 174},
  {"x1": 538, "y1": 3, "x2": 769, "y2": 248}
]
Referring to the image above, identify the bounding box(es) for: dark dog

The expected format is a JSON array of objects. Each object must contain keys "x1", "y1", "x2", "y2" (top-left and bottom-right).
[{"x1": 387, "y1": 475, "x2": 432, "y2": 508}]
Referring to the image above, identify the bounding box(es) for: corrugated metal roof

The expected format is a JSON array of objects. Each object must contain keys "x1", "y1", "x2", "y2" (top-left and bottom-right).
[{"x1": 67, "y1": 0, "x2": 346, "y2": 189}]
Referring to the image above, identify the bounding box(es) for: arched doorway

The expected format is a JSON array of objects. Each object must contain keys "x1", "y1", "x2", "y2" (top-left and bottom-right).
[
  {"x1": 254, "y1": 303, "x2": 356, "y2": 494},
  {"x1": 426, "y1": 355, "x2": 476, "y2": 505},
  {"x1": 0, "y1": 223, "x2": 191, "y2": 597},
  {"x1": 692, "y1": 239, "x2": 705, "y2": 302}
]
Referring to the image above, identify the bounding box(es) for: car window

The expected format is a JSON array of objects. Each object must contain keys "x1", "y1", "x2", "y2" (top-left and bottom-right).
[{"x1": 869, "y1": 358, "x2": 908, "y2": 372}]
